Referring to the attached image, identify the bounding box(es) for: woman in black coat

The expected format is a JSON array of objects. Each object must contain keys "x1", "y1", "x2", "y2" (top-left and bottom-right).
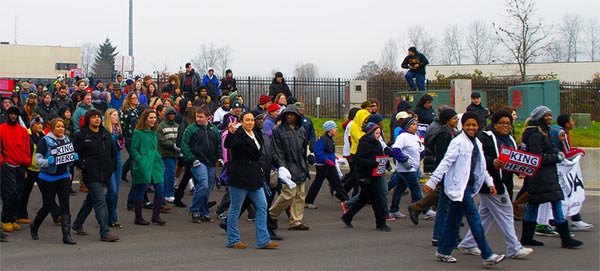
[
  {"x1": 268, "y1": 72, "x2": 292, "y2": 102},
  {"x1": 413, "y1": 94, "x2": 435, "y2": 125},
  {"x1": 341, "y1": 122, "x2": 390, "y2": 232},
  {"x1": 520, "y1": 106, "x2": 582, "y2": 249},
  {"x1": 224, "y1": 112, "x2": 278, "y2": 249}
]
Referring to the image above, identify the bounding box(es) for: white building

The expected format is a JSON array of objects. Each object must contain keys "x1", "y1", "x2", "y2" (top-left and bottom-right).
[{"x1": 0, "y1": 43, "x2": 81, "y2": 79}]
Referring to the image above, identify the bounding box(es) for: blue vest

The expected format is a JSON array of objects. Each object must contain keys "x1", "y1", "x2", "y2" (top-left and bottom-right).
[{"x1": 40, "y1": 136, "x2": 72, "y2": 175}]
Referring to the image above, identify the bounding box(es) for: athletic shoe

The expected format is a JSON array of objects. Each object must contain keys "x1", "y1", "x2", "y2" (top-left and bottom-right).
[
  {"x1": 191, "y1": 213, "x2": 203, "y2": 223},
  {"x1": 200, "y1": 215, "x2": 215, "y2": 223},
  {"x1": 385, "y1": 215, "x2": 396, "y2": 221},
  {"x1": 305, "y1": 203, "x2": 318, "y2": 209},
  {"x1": 340, "y1": 202, "x2": 348, "y2": 214},
  {"x1": 571, "y1": 221, "x2": 594, "y2": 231},
  {"x1": 435, "y1": 252, "x2": 457, "y2": 263},
  {"x1": 535, "y1": 224, "x2": 559, "y2": 237},
  {"x1": 482, "y1": 254, "x2": 505, "y2": 267},
  {"x1": 217, "y1": 213, "x2": 227, "y2": 220},
  {"x1": 390, "y1": 211, "x2": 407, "y2": 219},
  {"x1": 247, "y1": 217, "x2": 256, "y2": 222},
  {"x1": 510, "y1": 247, "x2": 533, "y2": 259},
  {"x1": 165, "y1": 197, "x2": 175, "y2": 203},
  {"x1": 423, "y1": 210, "x2": 437, "y2": 220},
  {"x1": 458, "y1": 245, "x2": 482, "y2": 256},
  {"x1": 376, "y1": 225, "x2": 392, "y2": 232}
]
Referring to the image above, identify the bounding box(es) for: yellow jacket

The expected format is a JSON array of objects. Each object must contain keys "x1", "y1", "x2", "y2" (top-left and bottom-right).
[{"x1": 349, "y1": 109, "x2": 371, "y2": 154}]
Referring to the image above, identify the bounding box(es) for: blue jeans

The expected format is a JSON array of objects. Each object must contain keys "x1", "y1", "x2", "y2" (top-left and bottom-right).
[
  {"x1": 188, "y1": 162, "x2": 215, "y2": 216},
  {"x1": 432, "y1": 185, "x2": 450, "y2": 241},
  {"x1": 227, "y1": 186, "x2": 271, "y2": 248},
  {"x1": 106, "y1": 150, "x2": 122, "y2": 224},
  {"x1": 388, "y1": 172, "x2": 422, "y2": 213},
  {"x1": 405, "y1": 70, "x2": 426, "y2": 90},
  {"x1": 438, "y1": 185, "x2": 493, "y2": 259},
  {"x1": 133, "y1": 182, "x2": 164, "y2": 201},
  {"x1": 73, "y1": 181, "x2": 110, "y2": 237},
  {"x1": 375, "y1": 175, "x2": 389, "y2": 216},
  {"x1": 524, "y1": 201, "x2": 566, "y2": 224},
  {"x1": 162, "y1": 157, "x2": 176, "y2": 198}
]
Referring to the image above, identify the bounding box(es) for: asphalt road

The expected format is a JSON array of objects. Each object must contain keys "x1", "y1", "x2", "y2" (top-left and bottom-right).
[{"x1": 1, "y1": 171, "x2": 599, "y2": 270}]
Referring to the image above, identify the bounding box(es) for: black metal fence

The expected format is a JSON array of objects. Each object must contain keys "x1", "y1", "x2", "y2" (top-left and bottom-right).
[{"x1": 55, "y1": 74, "x2": 600, "y2": 121}]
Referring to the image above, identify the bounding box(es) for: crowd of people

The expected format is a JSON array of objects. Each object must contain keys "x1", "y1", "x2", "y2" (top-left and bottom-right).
[{"x1": 0, "y1": 63, "x2": 592, "y2": 266}]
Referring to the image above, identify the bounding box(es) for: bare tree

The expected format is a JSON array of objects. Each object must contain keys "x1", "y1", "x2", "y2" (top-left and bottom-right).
[
  {"x1": 191, "y1": 43, "x2": 220, "y2": 75},
  {"x1": 294, "y1": 62, "x2": 319, "y2": 78},
  {"x1": 355, "y1": 61, "x2": 381, "y2": 80},
  {"x1": 80, "y1": 42, "x2": 98, "y2": 77},
  {"x1": 217, "y1": 45, "x2": 233, "y2": 77},
  {"x1": 403, "y1": 25, "x2": 436, "y2": 64},
  {"x1": 586, "y1": 18, "x2": 600, "y2": 61},
  {"x1": 545, "y1": 39, "x2": 564, "y2": 62},
  {"x1": 561, "y1": 13, "x2": 583, "y2": 62},
  {"x1": 466, "y1": 20, "x2": 496, "y2": 64},
  {"x1": 494, "y1": 0, "x2": 552, "y2": 81},
  {"x1": 380, "y1": 38, "x2": 398, "y2": 71},
  {"x1": 441, "y1": 25, "x2": 463, "y2": 65}
]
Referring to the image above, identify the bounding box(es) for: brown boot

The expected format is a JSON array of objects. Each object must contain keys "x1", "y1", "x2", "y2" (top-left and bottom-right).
[
  {"x1": 134, "y1": 201, "x2": 150, "y2": 225},
  {"x1": 513, "y1": 192, "x2": 528, "y2": 221},
  {"x1": 151, "y1": 197, "x2": 166, "y2": 225}
]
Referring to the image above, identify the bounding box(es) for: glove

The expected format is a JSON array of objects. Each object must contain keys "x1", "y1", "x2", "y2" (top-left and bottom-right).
[
  {"x1": 193, "y1": 160, "x2": 201, "y2": 167},
  {"x1": 325, "y1": 160, "x2": 335, "y2": 167},
  {"x1": 218, "y1": 159, "x2": 225, "y2": 167},
  {"x1": 173, "y1": 145, "x2": 181, "y2": 152},
  {"x1": 383, "y1": 146, "x2": 391, "y2": 156},
  {"x1": 556, "y1": 152, "x2": 565, "y2": 162},
  {"x1": 73, "y1": 153, "x2": 79, "y2": 161},
  {"x1": 47, "y1": 156, "x2": 55, "y2": 165},
  {"x1": 402, "y1": 161, "x2": 412, "y2": 170},
  {"x1": 307, "y1": 154, "x2": 315, "y2": 165}
]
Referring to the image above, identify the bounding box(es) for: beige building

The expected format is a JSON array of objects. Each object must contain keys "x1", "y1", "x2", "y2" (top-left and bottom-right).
[
  {"x1": 426, "y1": 62, "x2": 600, "y2": 82},
  {"x1": 0, "y1": 44, "x2": 81, "y2": 79}
]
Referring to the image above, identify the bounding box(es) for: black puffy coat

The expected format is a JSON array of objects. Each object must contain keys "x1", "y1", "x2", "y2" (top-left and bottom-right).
[
  {"x1": 478, "y1": 130, "x2": 516, "y2": 196},
  {"x1": 354, "y1": 135, "x2": 384, "y2": 181},
  {"x1": 224, "y1": 128, "x2": 264, "y2": 190},
  {"x1": 521, "y1": 121, "x2": 564, "y2": 204},
  {"x1": 74, "y1": 126, "x2": 117, "y2": 183}
]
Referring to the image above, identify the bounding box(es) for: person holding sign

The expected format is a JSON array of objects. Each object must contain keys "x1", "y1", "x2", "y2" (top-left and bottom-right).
[
  {"x1": 130, "y1": 109, "x2": 167, "y2": 226},
  {"x1": 341, "y1": 122, "x2": 391, "y2": 232},
  {"x1": 423, "y1": 112, "x2": 505, "y2": 267},
  {"x1": 520, "y1": 106, "x2": 583, "y2": 249},
  {"x1": 31, "y1": 118, "x2": 77, "y2": 244},
  {"x1": 457, "y1": 110, "x2": 533, "y2": 259}
]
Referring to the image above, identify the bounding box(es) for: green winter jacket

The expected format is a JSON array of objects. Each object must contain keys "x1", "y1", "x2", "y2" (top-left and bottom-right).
[
  {"x1": 157, "y1": 119, "x2": 179, "y2": 158},
  {"x1": 131, "y1": 129, "x2": 164, "y2": 184}
]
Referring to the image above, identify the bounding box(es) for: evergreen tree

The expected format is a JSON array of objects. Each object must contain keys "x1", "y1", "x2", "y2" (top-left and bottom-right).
[{"x1": 92, "y1": 38, "x2": 118, "y2": 77}]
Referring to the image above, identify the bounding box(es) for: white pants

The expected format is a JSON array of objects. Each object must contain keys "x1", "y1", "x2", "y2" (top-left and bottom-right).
[{"x1": 459, "y1": 191, "x2": 522, "y2": 256}]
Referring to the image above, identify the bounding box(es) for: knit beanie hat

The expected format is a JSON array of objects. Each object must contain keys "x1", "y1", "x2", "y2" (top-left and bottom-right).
[
  {"x1": 323, "y1": 120, "x2": 337, "y2": 132},
  {"x1": 165, "y1": 106, "x2": 177, "y2": 115},
  {"x1": 530, "y1": 105, "x2": 551, "y2": 121},
  {"x1": 461, "y1": 111, "x2": 480, "y2": 125},
  {"x1": 99, "y1": 92, "x2": 109, "y2": 101},
  {"x1": 401, "y1": 117, "x2": 417, "y2": 130},
  {"x1": 362, "y1": 122, "x2": 379, "y2": 135},
  {"x1": 438, "y1": 108, "x2": 457, "y2": 124},
  {"x1": 267, "y1": 103, "x2": 280, "y2": 113},
  {"x1": 367, "y1": 114, "x2": 383, "y2": 124},
  {"x1": 231, "y1": 100, "x2": 242, "y2": 109},
  {"x1": 259, "y1": 95, "x2": 270, "y2": 105}
]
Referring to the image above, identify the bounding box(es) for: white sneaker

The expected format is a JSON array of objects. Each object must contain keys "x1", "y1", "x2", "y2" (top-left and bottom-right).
[
  {"x1": 423, "y1": 210, "x2": 437, "y2": 220},
  {"x1": 458, "y1": 245, "x2": 481, "y2": 256},
  {"x1": 483, "y1": 254, "x2": 505, "y2": 267},
  {"x1": 571, "y1": 221, "x2": 594, "y2": 231},
  {"x1": 166, "y1": 197, "x2": 175, "y2": 203},
  {"x1": 435, "y1": 252, "x2": 457, "y2": 263},
  {"x1": 390, "y1": 211, "x2": 407, "y2": 219},
  {"x1": 510, "y1": 247, "x2": 533, "y2": 259}
]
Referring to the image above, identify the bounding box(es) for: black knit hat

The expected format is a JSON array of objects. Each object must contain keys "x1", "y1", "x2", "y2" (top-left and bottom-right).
[{"x1": 438, "y1": 108, "x2": 457, "y2": 124}]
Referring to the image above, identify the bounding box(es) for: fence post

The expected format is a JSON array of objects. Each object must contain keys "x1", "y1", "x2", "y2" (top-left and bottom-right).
[
  {"x1": 337, "y1": 78, "x2": 342, "y2": 119},
  {"x1": 293, "y1": 76, "x2": 297, "y2": 98}
]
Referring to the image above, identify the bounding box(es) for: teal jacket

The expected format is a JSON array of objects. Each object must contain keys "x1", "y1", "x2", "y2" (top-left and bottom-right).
[
  {"x1": 181, "y1": 122, "x2": 222, "y2": 166},
  {"x1": 131, "y1": 129, "x2": 164, "y2": 184}
]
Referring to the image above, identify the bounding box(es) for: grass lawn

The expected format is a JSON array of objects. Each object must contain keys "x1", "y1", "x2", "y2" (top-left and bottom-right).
[{"x1": 310, "y1": 116, "x2": 600, "y2": 147}]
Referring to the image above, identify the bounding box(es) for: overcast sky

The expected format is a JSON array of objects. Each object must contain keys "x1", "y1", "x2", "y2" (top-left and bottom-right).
[{"x1": 2, "y1": 0, "x2": 599, "y2": 78}]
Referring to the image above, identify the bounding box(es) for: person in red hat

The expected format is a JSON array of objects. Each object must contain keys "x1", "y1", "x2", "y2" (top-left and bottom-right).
[
  {"x1": 263, "y1": 103, "x2": 281, "y2": 139},
  {"x1": 251, "y1": 95, "x2": 271, "y2": 117}
]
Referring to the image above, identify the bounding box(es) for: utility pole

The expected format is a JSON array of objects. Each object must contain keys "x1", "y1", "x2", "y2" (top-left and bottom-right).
[
  {"x1": 128, "y1": 0, "x2": 133, "y2": 57},
  {"x1": 14, "y1": 17, "x2": 18, "y2": 44}
]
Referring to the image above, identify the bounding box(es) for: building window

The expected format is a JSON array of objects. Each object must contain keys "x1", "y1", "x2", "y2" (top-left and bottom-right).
[{"x1": 55, "y1": 63, "x2": 77, "y2": 70}]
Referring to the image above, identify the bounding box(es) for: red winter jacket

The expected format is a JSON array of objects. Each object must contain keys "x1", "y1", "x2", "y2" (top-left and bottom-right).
[{"x1": 0, "y1": 123, "x2": 31, "y2": 167}]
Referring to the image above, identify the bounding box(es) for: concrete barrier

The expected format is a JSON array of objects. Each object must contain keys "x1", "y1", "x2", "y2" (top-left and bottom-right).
[{"x1": 581, "y1": 148, "x2": 600, "y2": 189}]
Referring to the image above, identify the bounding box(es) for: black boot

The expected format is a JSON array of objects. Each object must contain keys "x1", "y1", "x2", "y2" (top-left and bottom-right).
[
  {"x1": 521, "y1": 221, "x2": 544, "y2": 246},
  {"x1": 269, "y1": 230, "x2": 284, "y2": 241},
  {"x1": 219, "y1": 218, "x2": 227, "y2": 232},
  {"x1": 555, "y1": 221, "x2": 583, "y2": 248},
  {"x1": 134, "y1": 201, "x2": 150, "y2": 225},
  {"x1": 61, "y1": 214, "x2": 76, "y2": 245},
  {"x1": 151, "y1": 197, "x2": 166, "y2": 226},
  {"x1": 30, "y1": 215, "x2": 44, "y2": 240}
]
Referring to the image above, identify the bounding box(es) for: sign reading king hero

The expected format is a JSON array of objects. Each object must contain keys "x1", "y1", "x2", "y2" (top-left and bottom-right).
[
  {"x1": 50, "y1": 142, "x2": 76, "y2": 165},
  {"x1": 498, "y1": 147, "x2": 542, "y2": 177}
]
